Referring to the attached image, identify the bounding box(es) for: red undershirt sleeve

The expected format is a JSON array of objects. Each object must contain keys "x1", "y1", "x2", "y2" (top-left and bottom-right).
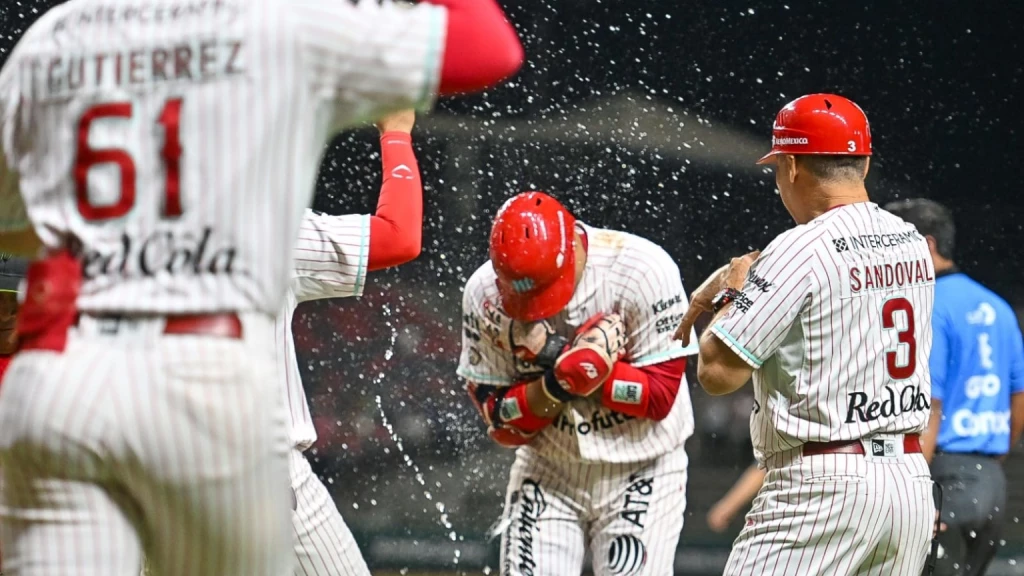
[
  {"x1": 601, "y1": 357, "x2": 687, "y2": 421},
  {"x1": 433, "y1": 0, "x2": 524, "y2": 95},
  {"x1": 367, "y1": 132, "x2": 423, "y2": 271}
]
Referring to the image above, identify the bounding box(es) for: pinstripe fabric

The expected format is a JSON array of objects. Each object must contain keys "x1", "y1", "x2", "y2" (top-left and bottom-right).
[
  {"x1": 499, "y1": 447, "x2": 687, "y2": 576},
  {"x1": 0, "y1": 0, "x2": 444, "y2": 315},
  {"x1": 712, "y1": 203, "x2": 935, "y2": 462},
  {"x1": 0, "y1": 0, "x2": 445, "y2": 574},
  {"x1": 710, "y1": 203, "x2": 936, "y2": 573},
  {"x1": 272, "y1": 211, "x2": 371, "y2": 574},
  {"x1": 724, "y1": 446, "x2": 934, "y2": 575},
  {"x1": 458, "y1": 224, "x2": 698, "y2": 464},
  {"x1": 281, "y1": 211, "x2": 370, "y2": 450},
  {"x1": 460, "y1": 224, "x2": 693, "y2": 575},
  {"x1": 288, "y1": 450, "x2": 370, "y2": 576},
  {"x1": 0, "y1": 313, "x2": 292, "y2": 576}
]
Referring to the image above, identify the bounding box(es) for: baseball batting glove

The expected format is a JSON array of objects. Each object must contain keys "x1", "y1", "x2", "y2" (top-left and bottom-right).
[
  {"x1": 480, "y1": 300, "x2": 569, "y2": 368},
  {"x1": 465, "y1": 381, "x2": 543, "y2": 448},
  {"x1": 552, "y1": 313, "x2": 628, "y2": 397}
]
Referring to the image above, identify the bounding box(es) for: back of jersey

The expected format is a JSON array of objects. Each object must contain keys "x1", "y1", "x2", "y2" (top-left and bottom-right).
[
  {"x1": 826, "y1": 203, "x2": 936, "y2": 438},
  {"x1": 0, "y1": 0, "x2": 444, "y2": 314}
]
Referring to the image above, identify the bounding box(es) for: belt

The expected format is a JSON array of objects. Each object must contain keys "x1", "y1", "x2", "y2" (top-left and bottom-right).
[
  {"x1": 164, "y1": 314, "x2": 243, "y2": 339},
  {"x1": 803, "y1": 434, "x2": 922, "y2": 457},
  {"x1": 82, "y1": 313, "x2": 243, "y2": 339}
]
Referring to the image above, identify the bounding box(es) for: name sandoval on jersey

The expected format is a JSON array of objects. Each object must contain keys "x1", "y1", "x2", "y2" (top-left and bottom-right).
[
  {"x1": 849, "y1": 258, "x2": 933, "y2": 293},
  {"x1": 78, "y1": 227, "x2": 237, "y2": 281}
]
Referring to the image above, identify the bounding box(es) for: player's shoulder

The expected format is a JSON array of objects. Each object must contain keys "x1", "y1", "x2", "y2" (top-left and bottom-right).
[
  {"x1": 584, "y1": 223, "x2": 678, "y2": 273},
  {"x1": 463, "y1": 260, "x2": 500, "y2": 307},
  {"x1": 760, "y1": 221, "x2": 827, "y2": 260}
]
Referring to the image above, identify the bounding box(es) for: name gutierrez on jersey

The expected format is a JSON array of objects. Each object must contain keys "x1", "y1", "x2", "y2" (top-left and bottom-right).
[
  {"x1": 18, "y1": 39, "x2": 244, "y2": 101},
  {"x1": 849, "y1": 258, "x2": 934, "y2": 293}
]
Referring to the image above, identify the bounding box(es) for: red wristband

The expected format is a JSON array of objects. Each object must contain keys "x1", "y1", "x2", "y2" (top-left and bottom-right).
[
  {"x1": 601, "y1": 362, "x2": 650, "y2": 418},
  {"x1": 493, "y1": 381, "x2": 555, "y2": 434}
]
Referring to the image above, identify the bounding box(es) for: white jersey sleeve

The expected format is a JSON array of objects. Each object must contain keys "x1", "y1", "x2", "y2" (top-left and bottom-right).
[
  {"x1": 710, "y1": 232, "x2": 818, "y2": 369},
  {"x1": 291, "y1": 210, "x2": 370, "y2": 303},
  {"x1": 619, "y1": 243, "x2": 698, "y2": 367},
  {"x1": 288, "y1": 0, "x2": 447, "y2": 130}
]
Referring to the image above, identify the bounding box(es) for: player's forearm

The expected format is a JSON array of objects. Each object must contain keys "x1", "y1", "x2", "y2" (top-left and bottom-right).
[
  {"x1": 525, "y1": 375, "x2": 565, "y2": 418},
  {"x1": 1009, "y1": 392, "x2": 1024, "y2": 451},
  {"x1": 718, "y1": 465, "x2": 766, "y2": 512},
  {"x1": 432, "y1": 0, "x2": 524, "y2": 95},
  {"x1": 594, "y1": 357, "x2": 687, "y2": 421},
  {"x1": 367, "y1": 132, "x2": 422, "y2": 271}
]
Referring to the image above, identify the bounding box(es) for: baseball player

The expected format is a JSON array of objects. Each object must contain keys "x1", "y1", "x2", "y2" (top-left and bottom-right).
[
  {"x1": 674, "y1": 94, "x2": 937, "y2": 575},
  {"x1": 458, "y1": 191, "x2": 699, "y2": 576},
  {"x1": 887, "y1": 198, "x2": 1024, "y2": 576},
  {"x1": 0, "y1": 0, "x2": 523, "y2": 574},
  {"x1": 280, "y1": 109, "x2": 424, "y2": 575}
]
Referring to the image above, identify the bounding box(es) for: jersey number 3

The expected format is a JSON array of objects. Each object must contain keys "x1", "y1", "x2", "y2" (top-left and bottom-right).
[
  {"x1": 881, "y1": 297, "x2": 916, "y2": 379},
  {"x1": 75, "y1": 99, "x2": 183, "y2": 221}
]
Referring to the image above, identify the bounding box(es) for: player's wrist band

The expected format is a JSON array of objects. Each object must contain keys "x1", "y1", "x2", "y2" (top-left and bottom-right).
[
  {"x1": 542, "y1": 368, "x2": 574, "y2": 403},
  {"x1": 711, "y1": 287, "x2": 742, "y2": 314}
]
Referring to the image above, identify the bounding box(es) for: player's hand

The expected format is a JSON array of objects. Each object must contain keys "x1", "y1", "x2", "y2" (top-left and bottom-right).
[
  {"x1": 553, "y1": 313, "x2": 628, "y2": 397},
  {"x1": 673, "y1": 251, "x2": 760, "y2": 346},
  {"x1": 376, "y1": 109, "x2": 416, "y2": 134},
  {"x1": 706, "y1": 501, "x2": 735, "y2": 533},
  {"x1": 480, "y1": 300, "x2": 568, "y2": 368}
]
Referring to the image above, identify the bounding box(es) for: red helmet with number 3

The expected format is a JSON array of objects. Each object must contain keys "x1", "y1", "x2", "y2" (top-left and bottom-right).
[
  {"x1": 489, "y1": 192, "x2": 577, "y2": 322},
  {"x1": 756, "y1": 93, "x2": 872, "y2": 165}
]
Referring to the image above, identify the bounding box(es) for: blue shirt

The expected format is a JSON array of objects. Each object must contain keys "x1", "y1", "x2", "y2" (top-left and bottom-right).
[{"x1": 932, "y1": 271, "x2": 1024, "y2": 454}]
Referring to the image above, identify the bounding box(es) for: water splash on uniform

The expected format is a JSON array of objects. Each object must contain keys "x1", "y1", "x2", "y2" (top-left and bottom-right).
[{"x1": 372, "y1": 303, "x2": 464, "y2": 567}]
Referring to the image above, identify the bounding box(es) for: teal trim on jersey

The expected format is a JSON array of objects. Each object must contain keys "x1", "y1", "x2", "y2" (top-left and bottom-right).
[
  {"x1": 709, "y1": 325, "x2": 764, "y2": 369},
  {"x1": 456, "y1": 366, "x2": 514, "y2": 385},
  {"x1": 352, "y1": 215, "x2": 370, "y2": 298},
  {"x1": 418, "y1": 7, "x2": 446, "y2": 109},
  {"x1": 631, "y1": 344, "x2": 697, "y2": 368}
]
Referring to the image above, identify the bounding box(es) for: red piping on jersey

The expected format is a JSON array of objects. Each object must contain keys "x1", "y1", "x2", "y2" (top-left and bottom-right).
[
  {"x1": 367, "y1": 132, "x2": 423, "y2": 271},
  {"x1": 432, "y1": 0, "x2": 524, "y2": 95}
]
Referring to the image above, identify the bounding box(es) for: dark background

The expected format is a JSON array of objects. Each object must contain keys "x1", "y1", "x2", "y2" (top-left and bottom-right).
[{"x1": 3, "y1": 1, "x2": 1023, "y2": 574}]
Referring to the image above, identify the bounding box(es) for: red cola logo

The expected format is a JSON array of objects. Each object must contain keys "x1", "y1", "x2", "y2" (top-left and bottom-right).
[
  {"x1": 844, "y1": 383, "x2": 930, "y2": 423},
  {"x1": 78, "y1": 227, "x2": 237, "y2": 280}
]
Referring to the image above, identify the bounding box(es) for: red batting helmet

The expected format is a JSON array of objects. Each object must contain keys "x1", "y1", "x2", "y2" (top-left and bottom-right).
[
  {"x1": 490, "y1": 192, "x2": 577, "y2": 322},
  {"x1": 757, "y1": 93, "x2": 872, "y2": 165}
]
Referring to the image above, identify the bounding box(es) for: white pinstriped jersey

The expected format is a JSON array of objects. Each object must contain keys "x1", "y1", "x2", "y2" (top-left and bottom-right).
[
  {"x1": 711, "y1": 202, "x2": 935, "y2": 462},
  {"x1": 0, "y1": 0, "x2": 444, "y2": 315},
  {"x1": 275, "y1": 210, "x2": 370, "y2": 450},
  {"x1": 458, "y1": 223, "x2": 698, "y2": 464}
]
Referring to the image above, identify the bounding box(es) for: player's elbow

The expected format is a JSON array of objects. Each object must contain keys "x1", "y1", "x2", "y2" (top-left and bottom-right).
[
  {"x1": 697, "y1": 360, "x2": 734, "y2": 396},
  {"x1": 392, "y1": 235, "x2": 422, "y2": 266}
]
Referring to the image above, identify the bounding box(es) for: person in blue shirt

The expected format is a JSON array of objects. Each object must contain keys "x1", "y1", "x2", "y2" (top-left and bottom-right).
[{"x1": 887, "y1": 198, "x2": 1024, "y2": 576}]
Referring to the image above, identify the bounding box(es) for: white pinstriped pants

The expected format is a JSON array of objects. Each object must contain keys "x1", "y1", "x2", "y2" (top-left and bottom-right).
[
  {"x1": 0, "y1": 315, "x2": 293, "y2": 576},
  {"x1": 725, "y1": 438, "x2": 935, "y2": 576},
  {"x1": 289, "y1": 449, "x2": 370, "y2": 576},
  {"x1": 498, "y1": 446, "x2": 687, "y2": 576}
]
